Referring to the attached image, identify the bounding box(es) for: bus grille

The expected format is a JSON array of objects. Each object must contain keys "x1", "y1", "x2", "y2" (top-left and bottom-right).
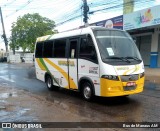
[{"x1": 120, "y1": 74, "x2": 139, "y2": 82}]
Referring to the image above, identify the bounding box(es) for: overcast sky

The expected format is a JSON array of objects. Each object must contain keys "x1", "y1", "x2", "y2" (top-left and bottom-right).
[{"x1": 0, "y1": 0, "x2": 160, "y2": 50}]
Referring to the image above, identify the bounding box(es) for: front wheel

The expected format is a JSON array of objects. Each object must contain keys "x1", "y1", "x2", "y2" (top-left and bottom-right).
[{"x1": 82, "y1": 82, "x2": 94, "y2": 101}]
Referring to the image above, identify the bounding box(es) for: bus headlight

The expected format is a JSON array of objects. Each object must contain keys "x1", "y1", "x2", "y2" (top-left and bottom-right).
[
  {"x1": 101, "y1": 75, "x2": 119, "y2": 81},
  {"x1": 140, "y1": 72, "x2": 145, "y2": 78}
]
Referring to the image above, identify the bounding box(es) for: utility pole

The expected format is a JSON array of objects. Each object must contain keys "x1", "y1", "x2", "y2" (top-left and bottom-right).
[
  {"x1": 0, "y1": 7, "x2": 8, "y2": 52},
  {"x1": 82, "y1": 0, "x2": 89, "y2": 27}
]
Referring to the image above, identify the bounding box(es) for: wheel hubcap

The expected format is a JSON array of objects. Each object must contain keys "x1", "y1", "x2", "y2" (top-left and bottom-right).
[
  {"x1": 84, "y1": 86, "x2": 91, "y2": 99},
  {"x1": 47, "y1": 78, "x2": 51, "y2": 88}
]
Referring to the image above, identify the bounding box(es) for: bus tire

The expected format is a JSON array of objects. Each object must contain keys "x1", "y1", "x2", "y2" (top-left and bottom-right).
[
  {"x1": 46, "y1": 75, "x2": 54, "y2": 91},
  {"x1": 82, "y1": 82, "x2": 94, "y2": 101},
  {"x1": 45, "y1": 75, "x2": 59, "y2": 91}
]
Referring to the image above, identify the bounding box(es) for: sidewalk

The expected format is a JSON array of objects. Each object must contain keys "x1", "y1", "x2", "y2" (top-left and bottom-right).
[
  {"x1": 145, "y1": 68, "x2": 160, "y2": 90},
  {"x1": 145, "y1": 68, "x2": 160, "y2": 77},
  {"x1": 145, "y1": 68, "x2": 160, "y2": 87}
]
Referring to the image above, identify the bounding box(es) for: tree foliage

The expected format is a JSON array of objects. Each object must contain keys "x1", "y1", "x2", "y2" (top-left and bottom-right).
[{"x1": 10, "y1": 13, "x2": 56, "y2": 52}]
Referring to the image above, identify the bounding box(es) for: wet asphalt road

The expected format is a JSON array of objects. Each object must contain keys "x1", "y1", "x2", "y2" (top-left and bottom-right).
[{"x1": 0, "y1": 63, "x2": 160, "y2": 124}]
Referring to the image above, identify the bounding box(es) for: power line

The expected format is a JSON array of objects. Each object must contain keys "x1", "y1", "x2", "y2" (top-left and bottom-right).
[
  {"x1": 54, "y1": 8, "x2": 81, "y2": 23},
  {"x1": 2, "y1": 0, "x2": 17, "y2": 7},
  {"x1": 55, "y1": 0, "x2": 155, "y2": 27},
  {"x1": 6, "y1": 0, "x2": 34, "y2": 18},
  {"x1": 55, "y1": 14, "x2": 82, "y2": 26},
  {"x1": 2, "y1": 0, "x2": 81, "y2": 26},
  {"x1": 89, "y1": 0, "x2": 154, "y2": 14}
]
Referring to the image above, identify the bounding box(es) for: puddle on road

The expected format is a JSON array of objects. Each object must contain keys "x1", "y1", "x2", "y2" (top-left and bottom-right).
[
  {"x1": 0, "y1": 110, "x2": 8, "y2": 116},
  {"x1": 0, "y1": 70, "x2": 8, "y2": 74},
  {"x1": 0, "y1": 87, "x2": 39, "y2": 122},
  {"x1": 16, "y1": 108, "x2": 31, "y2": 117},
  {"x1": 0, "y1": 92, "x2": 17, "y2": 99},
  {"x1": 0, "y1": 100, "x2": 6, "y2": 103},
  {"x1": 11, "y1": 107, "x2": 36, "y2": 122},
  {"x1": 0, "y1": 106, "x2": 6, "y2": 110},
  {"x1": 1, "y1": 82, "x2": 10, "y2": 87},
  {"x1": 0, "y1": 106, "x2": 36, "y2": 122}
]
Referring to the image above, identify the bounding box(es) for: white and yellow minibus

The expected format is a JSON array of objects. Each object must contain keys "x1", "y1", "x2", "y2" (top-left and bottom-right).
[{"x1": 34, "y1": 26, "x2": 145, "y2": 101}]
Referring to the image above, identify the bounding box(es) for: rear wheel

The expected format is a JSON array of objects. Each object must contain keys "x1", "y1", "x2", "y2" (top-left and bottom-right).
[
  {"x1": 46, "y1": 75, "x2": 54, "y2": 91},
  {"x1": 46, "y1": 75, "x2": 59, "y2": 91},
  {"x1": 82, "y1": 82, "x2": 94, "y2": 101}
]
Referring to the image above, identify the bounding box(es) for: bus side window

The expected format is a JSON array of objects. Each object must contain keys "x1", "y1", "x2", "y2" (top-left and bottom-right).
[
  {"x1": 43, "y1": 41, "x2": 54, "y2": 58},
  {"x1": 69, "y1": 39, "x2": 78, "y2": 58},
  {"x1": 54, "y1": 39, "x2": 67, "y2": 58},
  {"x1": 79, "y1": 35, "x2": 98, "y2": 63},
  {"x1": 35, "y1": 42, "x2": 43, "y2": 58}
]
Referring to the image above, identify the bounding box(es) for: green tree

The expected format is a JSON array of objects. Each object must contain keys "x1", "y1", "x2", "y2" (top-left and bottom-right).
[{"x1": 10, "y1": 13, "x2": 56, "y2": 53}]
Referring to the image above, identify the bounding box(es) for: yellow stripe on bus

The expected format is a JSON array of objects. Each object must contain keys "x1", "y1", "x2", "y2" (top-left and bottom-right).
[
  {"x1": 123, "y1": 65, "x2": 140, "y2": 75},
  {"x1": 36, "y1": 58, "x2": 46, "y2": 71},
  {"x1": 44, "y1": 58, "x2": 77, "y2": 89}
]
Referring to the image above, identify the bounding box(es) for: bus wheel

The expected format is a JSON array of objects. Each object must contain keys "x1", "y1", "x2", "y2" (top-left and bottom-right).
[
  {"x1": 46, "y1": 75, "x2": 59, "y2": 91},
  {"x1": 82, "y1": 82, "x2": 94, "y2": 101},
  {"x1": 46, "y1": 75, "x2": 54, "y2": 91}
]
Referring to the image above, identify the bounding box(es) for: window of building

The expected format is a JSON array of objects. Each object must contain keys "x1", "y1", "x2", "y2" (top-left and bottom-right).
[
  {"x1": 54, "y1": 39, "x2": 66, "y2": 58},
  {"x1": 43, "y1": 41, "x2": 53, "y2": 58},
  {"x1": 35, "y1": 42, "x2": 43, "y2": 58}
]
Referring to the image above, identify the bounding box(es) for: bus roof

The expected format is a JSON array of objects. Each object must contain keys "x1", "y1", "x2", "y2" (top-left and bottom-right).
[{"x1": 36, "y1": 26, "x2": 124, "y2": 42}]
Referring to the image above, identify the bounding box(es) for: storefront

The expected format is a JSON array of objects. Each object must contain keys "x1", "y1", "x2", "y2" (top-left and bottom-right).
[
  {"x1": 158, "y1": 34, "x2": 160, "y2": 67},
  {"x1": 136, "y1": 35, "x2": 151, "y2": 66},
  {"x1": 123, "y1": 5, "x2": 160, "y2": 68}
]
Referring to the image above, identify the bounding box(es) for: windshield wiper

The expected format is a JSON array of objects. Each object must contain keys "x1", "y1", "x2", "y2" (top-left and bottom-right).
[
  {"x1": 125, "y1": 56, "x2": 141, "y2": 61},
  {"x1": 105, "y1": 56, "x2": 131, "y2": 63}
]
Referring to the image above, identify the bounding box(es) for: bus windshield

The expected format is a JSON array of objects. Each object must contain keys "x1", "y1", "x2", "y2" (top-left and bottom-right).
[{"x1": 94, "y1": 30, "x2": 142, "y2": 64}]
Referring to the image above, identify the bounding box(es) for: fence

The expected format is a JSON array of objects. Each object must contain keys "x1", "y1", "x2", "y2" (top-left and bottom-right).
[{"x1": 8, "y1": 53, "x2": 34, "y2": 63}]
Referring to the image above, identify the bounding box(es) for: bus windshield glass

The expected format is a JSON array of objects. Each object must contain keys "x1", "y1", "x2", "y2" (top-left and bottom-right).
[{"x1": 94, "y1": 30, "x2": 142, "y2": 64}]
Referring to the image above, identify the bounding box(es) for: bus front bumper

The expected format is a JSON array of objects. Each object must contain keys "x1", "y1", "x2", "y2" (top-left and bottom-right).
[{"x1": 100, "y1": 77, "x2": 144, "y2": 97}]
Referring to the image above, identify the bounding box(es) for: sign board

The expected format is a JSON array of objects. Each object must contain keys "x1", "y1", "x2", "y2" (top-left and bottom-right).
[
  {"x1": 90, "y1": 15, "x2": 123, "y2": 30},
  {"x1": 124, "y1": 5, "x2": 160, "y2": 30}
]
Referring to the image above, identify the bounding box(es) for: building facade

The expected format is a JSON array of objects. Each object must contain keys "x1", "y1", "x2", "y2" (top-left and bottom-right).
[
  {"x1": 123, "y1": 5, "x2": 160, "y2": 68},
  {"x1": 88, "y1": 5, "x2": 160, "y2": 68}
]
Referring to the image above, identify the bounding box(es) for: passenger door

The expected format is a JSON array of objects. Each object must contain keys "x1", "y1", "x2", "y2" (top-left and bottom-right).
[{"x1": 68, "y1": 39, "x2": 78, "y2": 89}]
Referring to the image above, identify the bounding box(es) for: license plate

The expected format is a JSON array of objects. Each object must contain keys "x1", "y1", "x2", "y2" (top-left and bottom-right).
[
  {"x1": 126, "y1": 82, "x2": 136, "y2": 86},
  {"x1": 124, "y1": 86, "x2": 136, "y2": 91}
]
